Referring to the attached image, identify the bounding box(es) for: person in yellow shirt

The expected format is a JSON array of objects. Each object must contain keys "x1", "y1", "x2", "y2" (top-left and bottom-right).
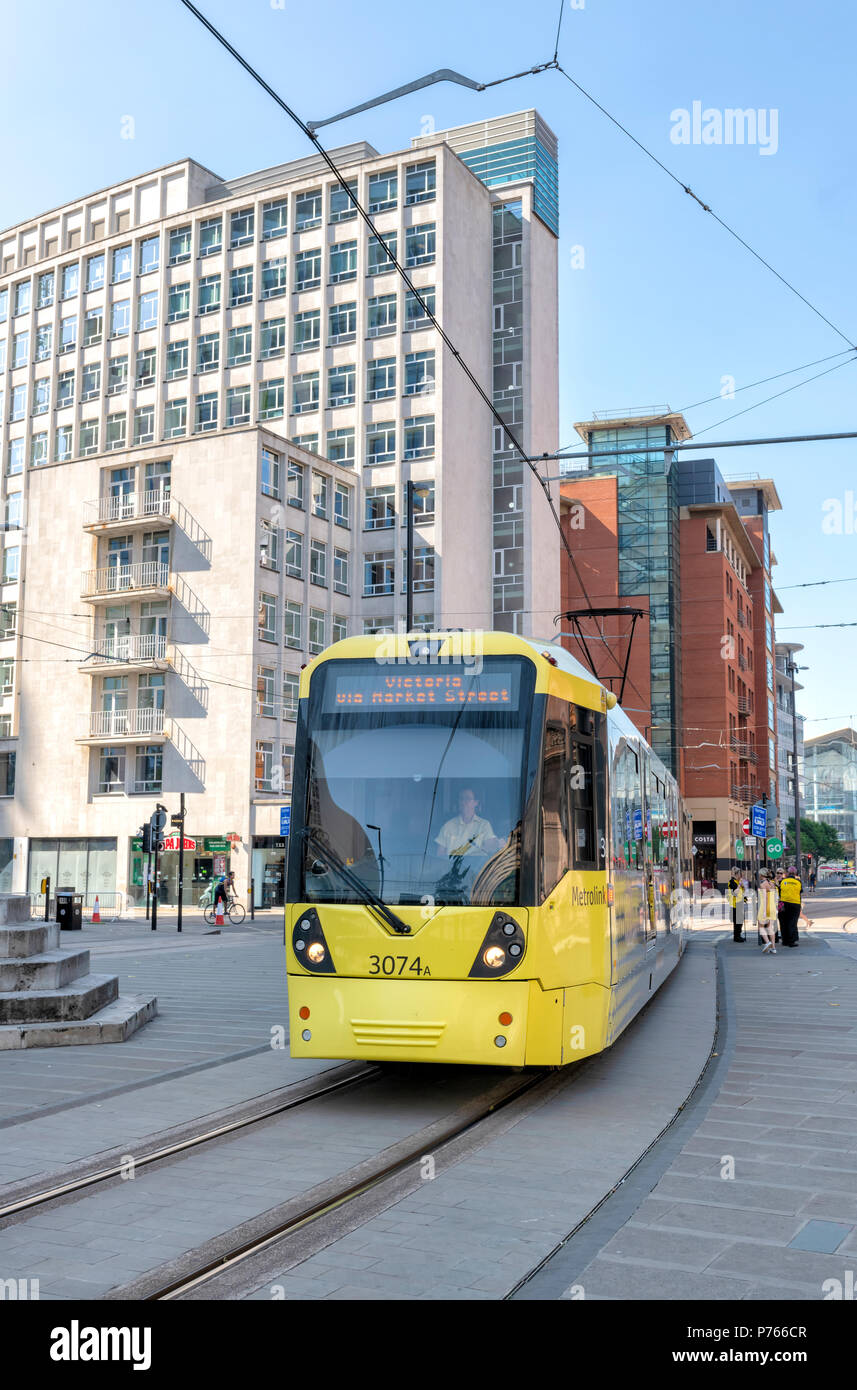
[
  {"x1": 778, "y1": 867, "x2": 812, "y2": 947},
  {"x1": 436, "y1": 789, "x2": 502, "y2": 858}
]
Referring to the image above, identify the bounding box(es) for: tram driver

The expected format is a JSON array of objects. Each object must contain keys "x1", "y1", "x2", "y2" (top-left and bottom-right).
[{"x1": 436, "y1": 788, "x2": 503, "y2": 858}]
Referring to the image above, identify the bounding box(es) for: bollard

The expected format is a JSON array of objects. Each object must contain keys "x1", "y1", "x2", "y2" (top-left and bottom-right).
[
  {"x1": 43, "y1": 875, "x2": 50, "y2": 922},
  {"x1": 250, "y1": 878, "x2": 255, "y2": 921}
]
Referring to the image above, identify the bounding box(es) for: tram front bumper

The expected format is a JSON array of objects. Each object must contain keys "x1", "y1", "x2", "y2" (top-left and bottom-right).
[{"x1": 287, "y1": 976, "x2": 560, "y2": 1067}]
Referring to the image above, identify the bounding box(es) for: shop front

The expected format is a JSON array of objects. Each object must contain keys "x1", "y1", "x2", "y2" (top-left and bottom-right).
[
  {"x1": 692, "y1": 824, "x2": 717, "y2": 887},
  {"x1": 251, "y1": 836, "x2": 286, "y2": 909},
  {"x1": 128, "y1": 835, "x2": 231, "y2": 909},
  {"x1": 27, "y1": 838, "x2": 117, "y2": 904}
]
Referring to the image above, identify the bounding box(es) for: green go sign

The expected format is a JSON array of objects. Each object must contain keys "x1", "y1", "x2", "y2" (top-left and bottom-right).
[
  {"x1": 735, "y1": 839, "x2": 744, "y2": 860},
  {"x1": 766, "y1": 837, "x2": 784, "y2": 859}
]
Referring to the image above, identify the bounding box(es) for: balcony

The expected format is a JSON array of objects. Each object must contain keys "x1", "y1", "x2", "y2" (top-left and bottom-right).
[
  {"x1": 82, "y1": 561, "x2": 170, "y2": 601},
  {"x1": 83, "y1": 492, "x2": 172, "y2": 532},
  {"x1": 81, "y1": 633, "x2": 168, "y2": 673},
  {"x1": 737, "y1": 696, "x2": 750, "y2": 715},
  {"x1": 81, "y1": 707, "x2": 166, "y2": 742},
  {"x1": 730, "y1": 782, "x2": 757, "y2": 804}
]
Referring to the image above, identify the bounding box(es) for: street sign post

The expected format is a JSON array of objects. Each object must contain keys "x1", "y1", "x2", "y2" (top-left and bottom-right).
[
  {"x1": 742, "y1": 816, "x2": 750, "y2": 836},
  {"x1": 735, "y1": 839, "x2": 744, "y2": 860},
  {"x1": 766, "y1": 837, "x2": 784, "y2": 860},
  {"x1": 751, "y1": 803, "x2": 767, "y2": 839}
]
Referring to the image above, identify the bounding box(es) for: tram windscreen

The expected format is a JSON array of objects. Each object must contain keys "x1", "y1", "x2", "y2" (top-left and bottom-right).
[{"x1": 300, "y1": 658, "x2": 535, "y2": 907}]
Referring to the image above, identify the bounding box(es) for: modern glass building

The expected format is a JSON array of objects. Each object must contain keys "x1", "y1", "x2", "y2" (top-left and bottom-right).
[{"x1": 804, "y1": 727, "x2": 857, "y2": 859}]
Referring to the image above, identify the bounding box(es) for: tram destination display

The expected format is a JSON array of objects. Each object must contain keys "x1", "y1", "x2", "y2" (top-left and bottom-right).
[{"x1": 322, "y1": 664, "x2": 521, "y2": 711}]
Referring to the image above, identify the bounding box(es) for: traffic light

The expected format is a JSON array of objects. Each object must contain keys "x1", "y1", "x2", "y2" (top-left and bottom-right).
[{"x1": 141, "y1": 823, "x2": 152, "y2": 854}]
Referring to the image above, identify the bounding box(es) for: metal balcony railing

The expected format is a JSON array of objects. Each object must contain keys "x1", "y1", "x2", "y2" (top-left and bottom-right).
[
  {"x1": 82, "y1": 562, "x2": 169, "y2": 597},
  {"x1": 87, "y1": 491, "x2": 172, "y2": 524},
  {"x1": 90, "y1": 633, "x2": 167, "y2": 664},
  {"x1": 88, "y1": 707, "x2": 165, "y2": 738},
  {"x1": 737, "y1": 696, "x2": 750, "y2": 714},
  {"x1": 168, "y1": 647, "x2": 209, "y2": 709}
]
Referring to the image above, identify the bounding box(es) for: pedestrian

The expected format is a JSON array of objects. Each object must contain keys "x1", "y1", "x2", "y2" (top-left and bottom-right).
[
  {"x1": 809, "y1": 865, "x2": 817, "y2": 891},
  {"x1": 728, "y1": 869, "x2": 745, "y2": 942},
  {"x1": 778, "y1": 866, "x2": 811, "y2": 948},
  {"x1": 758, "y1": 870, "x2": 778, "y2": 954}
]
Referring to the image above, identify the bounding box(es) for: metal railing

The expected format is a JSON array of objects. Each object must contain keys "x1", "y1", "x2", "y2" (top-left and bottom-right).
[
  {"x1": 89, "y1": 633, "x2": 167, "y2": 664},
  {"x1": 88, "y1": 707, "x2": 165, "y2": 737},
  {"x1": 167, "y1": 719, "x2": 205, "y2": 782},
  {"x1": 82, "y1": 561, "x2": 169, "y2": 597},
  {"x1": 169, "y1": 647, "x2": 209, "y2": 708},
  {"x1": 171, "y1": 573, "x2": 211, "y2": 633},
  {"x1": 86, "y1": 491, "x2": 172, "y2": 524}
]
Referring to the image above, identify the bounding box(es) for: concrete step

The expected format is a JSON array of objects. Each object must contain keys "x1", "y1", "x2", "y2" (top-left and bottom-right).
[
  {"x1": 0, "y1": 994, "x2": 158, "y2": 1049},
  {"x1": 0, "y1": 973, "x2": 118, "y2": 1024},
  {"x1": 0, "y1": 895, "x2": 32, "y2": 925},
  {"x1": 0, "y1": 923, "x2": 60, "y2": 958},
  {"x1": 0, "y1": 948, "x2": 91, "y2": 992}
]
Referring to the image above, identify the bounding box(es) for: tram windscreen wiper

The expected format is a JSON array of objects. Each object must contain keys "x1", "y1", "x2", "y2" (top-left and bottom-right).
[{"x1": 303, "y1": 827, "x2": 411, "y2": 936}]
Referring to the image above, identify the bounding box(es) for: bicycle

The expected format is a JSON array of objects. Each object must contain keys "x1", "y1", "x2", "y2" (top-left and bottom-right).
[{"x1": 203, "y1": 894, "x2": 246, "y2": 925}]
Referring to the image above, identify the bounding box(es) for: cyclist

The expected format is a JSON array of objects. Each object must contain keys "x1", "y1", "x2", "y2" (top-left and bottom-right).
[{"x1": 213, "y1": 870, "x2": 234, "y2": 912}]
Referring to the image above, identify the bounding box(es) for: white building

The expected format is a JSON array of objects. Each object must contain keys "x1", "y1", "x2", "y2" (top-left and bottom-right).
[{"x1": 0, "y1": 111, "x2": 560, "y2": 908}]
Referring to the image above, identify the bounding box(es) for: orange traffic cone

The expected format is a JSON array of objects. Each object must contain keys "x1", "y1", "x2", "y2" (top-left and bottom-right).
[
  {"x1": 215, "y1": 898, "x2": 224, "y2": 926},
  {"x1": 92, "y1": 896, "x2": 101, "y2": 923}
]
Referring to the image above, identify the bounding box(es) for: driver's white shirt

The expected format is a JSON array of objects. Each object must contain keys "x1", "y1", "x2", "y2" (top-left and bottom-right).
[{"x1": 436, "y1": 814, "x2": 495, "y2": 856}]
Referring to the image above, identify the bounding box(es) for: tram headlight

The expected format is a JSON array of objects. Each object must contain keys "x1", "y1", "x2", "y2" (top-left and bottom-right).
[
  {"x1": 291, "y1": 907, "x2": 336, "y2": 974},
  {"x1": 483, "y1": 945, "x2": 506, "y2": 969},
  {"x1": 469, "y1": 913, "x2": 526, "y2": 978},
  {"x1": 307, "y1": 942, "x2": 326, "y2": 965}
]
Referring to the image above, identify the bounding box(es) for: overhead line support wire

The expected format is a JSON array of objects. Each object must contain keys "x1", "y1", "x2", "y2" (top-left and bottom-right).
[{"x1": 178, "y1": 0, "x2": 594, "y2": 612}]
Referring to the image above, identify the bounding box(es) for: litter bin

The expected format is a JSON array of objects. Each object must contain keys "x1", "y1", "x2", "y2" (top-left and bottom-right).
[{"x1": 56, "y1": 888, "x2": 83, "y2": 931}]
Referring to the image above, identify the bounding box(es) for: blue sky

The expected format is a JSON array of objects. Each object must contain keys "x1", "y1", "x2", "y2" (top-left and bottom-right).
[{"x1": 3, "y1": 0, "x2": 855, "y2": 730}]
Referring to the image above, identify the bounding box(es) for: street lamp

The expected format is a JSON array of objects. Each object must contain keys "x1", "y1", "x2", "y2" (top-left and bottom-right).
[
  {"x1": 405, "y1": 481, "x2": 432, "y2": 632},
  {"x1": 786, "y1": 656, "x2": 809, "y2": 876}
]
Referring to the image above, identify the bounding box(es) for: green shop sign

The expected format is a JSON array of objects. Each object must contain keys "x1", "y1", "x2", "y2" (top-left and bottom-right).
[{"x1": 131, "y1": 835, "x2": 231, "y2": 853}]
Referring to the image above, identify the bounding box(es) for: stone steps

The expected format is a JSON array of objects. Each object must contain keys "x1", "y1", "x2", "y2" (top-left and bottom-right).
[
  {"x1": 0, "y1": 923, "x2": 61, "y2": 958},
  {"x1": 0, "y1": 995, "x2": 158, "y2": 1049},
  {"x1": 0, "y1": 895, "x2": 32, "y2": 926},
  {"x1": 0, "y1": 972, "x2": 119, "y2": 1024},
  {"x1": 0, "y1": 948, "x2": 91, "y2": 992}
]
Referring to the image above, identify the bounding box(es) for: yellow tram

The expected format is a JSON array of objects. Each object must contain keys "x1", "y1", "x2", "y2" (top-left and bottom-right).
[{"x1": 285, "y1": 631, "x2": 692, "y2": 1067}]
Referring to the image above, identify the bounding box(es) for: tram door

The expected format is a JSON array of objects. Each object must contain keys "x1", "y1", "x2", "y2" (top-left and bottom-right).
[{"x1": 642, "y1": 762, "x2": 656, "y2": 947}]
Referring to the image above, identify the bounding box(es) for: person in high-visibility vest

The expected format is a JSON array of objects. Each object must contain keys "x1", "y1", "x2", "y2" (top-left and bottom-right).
[
  {"x1": 758, "y1": 871, "x2": 778, "y2": 954},
  {"x1": 778, "y1": 867, "x2": 811, "y2": 947},
  {"x1": 727, "y1": 871, "x2": 746, "y2": 942}
]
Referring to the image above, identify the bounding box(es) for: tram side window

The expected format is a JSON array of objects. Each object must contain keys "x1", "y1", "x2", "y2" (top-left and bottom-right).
[
  {"x1": 571, "y1": 740, "x2": 596, "y2": 866},
  {"x1": 541, "y1": 714, "x2": 570, "y2": 898}
]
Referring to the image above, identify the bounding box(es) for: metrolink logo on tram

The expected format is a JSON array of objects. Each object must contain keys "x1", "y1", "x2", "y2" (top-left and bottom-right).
[{"x1": 375, "y1": 627, "x2": 484, "y2": 672}]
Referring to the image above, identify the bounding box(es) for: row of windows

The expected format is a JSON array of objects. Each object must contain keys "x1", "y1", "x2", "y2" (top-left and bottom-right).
[
  {"x1": 258, "y1": 534, "x2": 351, "y2": 593},
  {"x1": 5, "y1": 408, "x2": 435, "y2": 469},
  {"x1": 0, "y1": 219, "x2": 437, "y2": 329},
  {"x1": 257, "y1": 596, "x2": 345, "y2": 654},
  {"x1": 97, "y1": 744, "x2": 163, "y2": 795},
  {"x1": 260, "y1": 450, "x2": 352, "y2": 524}
]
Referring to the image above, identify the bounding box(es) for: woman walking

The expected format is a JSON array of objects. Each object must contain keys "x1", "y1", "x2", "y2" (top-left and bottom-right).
[{"x1": 758, "y1": 871, "x2": 778, "y2": 953}]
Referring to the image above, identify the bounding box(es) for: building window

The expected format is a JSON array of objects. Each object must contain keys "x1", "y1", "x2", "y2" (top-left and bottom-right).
[
  {"x1": 163, "y1": 398, "x2": 187, "y2": 438},
  {"x1": 61, "y1": 263, "x2": 79, "y2": 299},
  {"x1": 84, "y1": 307, "x2": 103, "y2": 346},
  {"x1": 284, "y1": 529, "x2": 303, "y2": 579},
  {"x1": 255, "y1": 741, "x2": 274, "y2": 792},
  {"x1": 284, "y1": 599, "x2": 303, "y2": 650},
  {"x1": 35, "y1": 325, "x2": 52, "y2": 361},
  {"x1": 368, "y1": 233, "x2": 396, "y2": 276},
  {"x1": 111, "y1": 299, "x2": 131, "y2": 338},
  {"x1": 166, "y1": 341, "x2": 188, "y2": 380},
  {"x1": 80, "y1": 363, "x2": 101, "y2": 402},
  {"x1": 260, "y1": 519, "x2": 280, "y2": 571},
  {"x1": 293, "y1": 250, "x2": 319, "y2": 293},
  {"x1": 262, "y1": 198, "x2": 288, "y2": 240},
  {"x1": 309, "y1": 608, "x2": 326, "y2": 655},
  {"x1": 13, "y1": 280, "x2": 31, "y2": 316},
  {"x1": 368, "y1": 169, "x2": 398, "y2": 213},
  {"x1": 330, "y1": 180, "x2": 357, "y2": 223},
  {"x1": 196, "y1": 332, "x2": 220, "y2": 374},
  {"x1": 403, "y1": 415, "x2": 434, "y2": 459},
  {"x1": 405, "y1": 224, "x2": 436, "y2": 267},
  {"x1": 194, "y1": 391, "x2": 218, "y2": 433},
  {"x1": 12, "y1": 331, "x2": 29, "y2": 368},
  {"x1": 288, "y1": 460, "x2": 305, "y2": 508},
  {"x1": 405, "y1": 286, "x2": 435, "y2": 328},
  {"x1": 137, "y1": 290, "x2": 158, "y2": 332},
  {"x1": 105, "y1": 413, "x2": 127, "y2": 451},
  {"x1": 367, "y1": 357, "x2": 396, "y2": 401},
  {"x1": 10, "y1": 386, "x2": 26, "y2": 421},
  {"x1": 366, "y1": 421, "x2": 396, "y2": 465},
  {"x1": 99, "y1": 746, "x2": 125, "y2": 794},
  {"x1": 30, "y1": 432, "x2": 48, "y2": 467},
  {"x1": 310, "y1": 539, "x2": 327, "y2": 587},
  {"x1": 404, "y1": 480, "x2": 435, "y2": 523},
  {"x1": 134, "y1": 745, "x2": 162, "y2": 794},
  {"x1": 32, "y1": 378, "x2": 50, "y2": 415},
  {"x1": 136, "y1": 347, "x2": 156, "y2": 386},
  {"x1": 80, "y1": 419, "x2": 99, "y2": 456},
  {"x1": 230, "y1": 265, "x2": 253, "y2": 307},
  {"x1": 294, "y1": 309, "x2": 320, "y2": 353},
  {"x1": 112, "y1": 245, "x2": 132, "y2": 283},
  {"x1": 138, "y1": 235, "x2": 160, "y2": 275},
  {"x1": 55, "y1": 424, "x2": 73, "y2": 461},
  {"x1": 334, "y1": 481, "x2": 351, "y2": 528},
  {"x1": 230, "y1": 208, "x2": 254, "y2": 247},
  {"x1": 1, "y1": 547, "x2": 19, "y2": 583},
  {"x1": 6, "y1": 439, "x2": 23, "y2": 475},
  {"x1": 0, "y1": 288, "x2": 6, "y2": 320},
  {"x1": 283, "y1": 671, "x2": 299, "y2": 719},
  {"x1": 169, "y1": 225, "x2": 192, "y2": 264},
  {"x1": 257, "y1": 666, "x2": 276, "y2": 717},
  {"x1": 4, "y1": 496, "x2": 21, "y2": 531},
  {"x1": 261, "y1": 256, "x2": 288, "y2": 300},
  {"x1": 405, "y1": 159, "x2": 436, "y2": 205},
  {"x1": 332, "y1": 614, "x2": 347, "y2": 643},
  {"x1": 260, "y1": 317, "x2": 286, "y2": 359},
  {"x1": 226, "y1": 385, "x2": 250, "y2": 426},
  {"x1": 56, "y1": 370, "x2": 75, "y2": 407},
  {"x1": 364, "y1": 553, "x2": 395, "y2": 596},
  {"x1": 404, "y1": 545, "x2": 435, "y2": 592},
  {"x1": 334, "y1": 548, "x2": 349, "y2": 595},
  {"x1": 259, "y1": 379, "x2": 285, "y2": 420},
  {"x1": 59, "y1": 314, "x2": 77, "y2": 352},
  {"x1": 258, "y1": 592, "x2": 277, "y2": 643},
  {"x1": 199, "y1": 216, "x2": 222, "y2": 257},
  {"x1": 365, "y1": 486, "x2": 395, "y2": 530},
  {"x1": 107, "y1": 355, "x2": 129, "y2": 395},
  {"x1": 328, "y1": 363, "x2": 355, "y2": 408},
  {"x1": 0, "y1": 602, "x2": 17, "y2": 639},
  {"x1": 312, "y1": 473, "x2": 329, "y2": 519},
  {"x1": 405, "y1": 349, "x2": 435, "y2": 396},
  {"x1": 364, "y1": 617, "x2": 393, "y2": 635},
  {"x1": 291, "y1": 433, "x2": 318, "y2": 453},
  {"x1": 292, "y1": 372, "x2": 319, "y2": 415},
  {"x1": 330, "y1": 240, "x2": 357, "y2": 283},
  {"x1": 134, "y1": 406, "x2": 155, "y2": 446},
  {"x1": 261, "y1": 447, "x2": 281, "y2": 499},
  {"x1": 38, "y1": 270, "x2": 55, "y2": 306},
  {"x1": 328, "y1": 301, "x2": 357, "y2": 345},
  {"x1": 167, "y1": 283, "x2": 190, "y2": 322},
  {"x1": 228, "y1": 324, "x2": 252, "y2": 366},
  {"x1": 296, "y1": 188, "x2": 322, "y2": 231},
  {"x1": 198, "y1": 275, "x2": 221, "y2": 315},
  {"x1": 327, "y1": 428, "x2": 355, "y2": 468}
]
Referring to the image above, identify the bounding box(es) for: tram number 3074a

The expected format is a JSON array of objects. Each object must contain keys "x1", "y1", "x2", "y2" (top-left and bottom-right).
[{"x1": 369, "y1": 955, "x2": 431, "y2": 977}]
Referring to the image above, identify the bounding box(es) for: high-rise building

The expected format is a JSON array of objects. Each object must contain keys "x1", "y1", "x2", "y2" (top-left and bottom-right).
[
  {"x1": 0, "y1": 111, "x2": 560, "y2": 905},
  {"x1": 804, "y1": 727, "x2": 857, "y2": 863},
  {"x1": 775, "y1": 640, "x2": 806, "y2": 830}
]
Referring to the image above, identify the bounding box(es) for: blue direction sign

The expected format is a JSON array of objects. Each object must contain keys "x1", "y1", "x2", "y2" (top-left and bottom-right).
[
  {"x1": 280, "y1": 806, "x2": 291, "y2": 837},
  {"x1": 633, "y1": 810, "x2": 643, "y2": 842},
  {"x1": 751, "y1": 803, "x2": 767, "y2": 839}
]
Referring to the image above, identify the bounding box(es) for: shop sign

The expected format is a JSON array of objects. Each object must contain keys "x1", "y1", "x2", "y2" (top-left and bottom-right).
[{"x1": 131, "y1": 835, "x2": 232, "y2": 853}]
